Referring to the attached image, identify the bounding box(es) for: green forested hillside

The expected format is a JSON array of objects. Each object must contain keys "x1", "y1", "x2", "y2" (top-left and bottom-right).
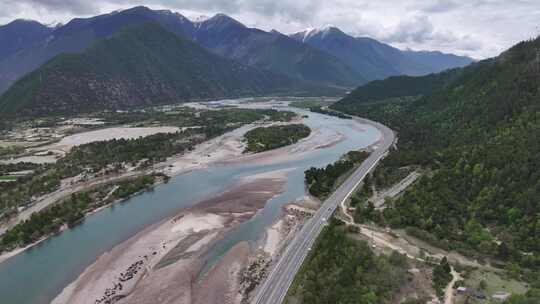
[
  {"x1": 332, "y1": 38, "x2": 540, "y2": 277},
  {"x1": 338, "y1": 67, "x2": 461, "y2": 106},
  {"x1": 285, "y1": 219, "x2": 409, "y2": 304},
  {"x1": 0, "y1": 23, "x2": 300, "y2": 116}
]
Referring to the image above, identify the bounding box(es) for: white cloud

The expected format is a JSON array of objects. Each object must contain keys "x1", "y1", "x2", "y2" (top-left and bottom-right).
[
  {"x1": 0, "y1": 0, "x2": 538, "y2": 59},
  {"x1": 385, "y1": 15, "x2": 435, "y2": 44}
]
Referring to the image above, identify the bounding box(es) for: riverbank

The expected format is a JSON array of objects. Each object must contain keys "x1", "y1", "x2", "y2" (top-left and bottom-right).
[
  {"x1": 221, "y1": 126, "x2": 347, "y2": 168},
  {"x1": 0, "y1": 114, "x2": 305, "y2": 238},
  {"x1": 50, "y1": 134, "x2": 347, "y2": 304},
  {"x1": 52, "y1": 169, "x2": 290, "y2": 304},
  {"x1": 0, "y1": 105, "x2": 350, "y2": 259},
  {"x1": 48, "y1": 112, "x2": 370, "y2": 304},
  {"x1": 0, "y1": 175, "x2": 165, "y2": 264},
  {"x1": 237, "y1": 196, "x2": 319, "y2": 303},
  {"x1": 0, "y1": 113, "x2": 348, "y2": 281},
  {"x1": 157, "y1": 113, "x2": 317, "y2": 176},
  {"x1": 0, "y1": 100, "x2": 384, "y2": 304},
  {"x1": 0, "y1": 235, "x2": 50, "y2": 264},
  {"x1": 0, "y1": 106, "x2": 300, "y2": 237}
]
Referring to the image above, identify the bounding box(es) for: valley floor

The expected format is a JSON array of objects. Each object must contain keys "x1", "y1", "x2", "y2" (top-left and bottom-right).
[
  {"x1": 0, "y1": 111, "x2": 323, "y2": 241},
  {"x1": 0, "y1": 99, "x2": 380, "y2": 304},
  {"x1": 52, "y1": 169, "x2": 290, "y2": 304},
  {"x1": 50, "y1": 113, "x2": 343, "y2": 304}
]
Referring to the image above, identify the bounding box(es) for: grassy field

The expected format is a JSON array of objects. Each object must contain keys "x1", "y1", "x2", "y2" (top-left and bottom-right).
[
  {"x1": 466, "y1": 269, "x2": 528, "y2": 295},
  {"x1": 456, "y1": 269, "x2": 529, "y2": 303}
]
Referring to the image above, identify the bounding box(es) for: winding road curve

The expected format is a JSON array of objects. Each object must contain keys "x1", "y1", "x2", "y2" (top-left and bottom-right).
[{"x1": 252, "y1": 116, "x2": 395, "y2": 304}]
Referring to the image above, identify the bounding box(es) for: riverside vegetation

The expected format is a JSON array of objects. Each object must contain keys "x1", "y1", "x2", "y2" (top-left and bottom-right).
[
  {"x1": 304, "y1": 150, "x2": 369, "y2": 200},
  {"x1": 0, "y1": 174, "x2": 162, "y2": 253},
  {"x1": 308, "y1": 106, "x2": 351, "y2": 119},
  {"x1": 332, "y1": 37, "x2": 540, "y2": 298},
  {"x1": 0, "y1": 107, "x2": 298, "y2": 254},
  {"x1": 243, "y1": 124, "x2": 310, "y2": 153},
  {"x1": 0, "y1": 108, "x2": 295, "y2": 221},
  {"x1": 288, "y1": 99, "x2": 336, "y2": 109}
]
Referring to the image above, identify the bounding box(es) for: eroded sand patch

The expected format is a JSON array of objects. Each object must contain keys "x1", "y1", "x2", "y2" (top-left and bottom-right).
[
  {"x1": 171, "y1": 214, "x2": 225, "y2": 234},
  {"x1": 263, "y1": 220, "x2": 283, "y2": 255},
  {"x1": 52, "y1": 168, "x2": 289, "y2": 304},
  {"x1": 40, "y1": 126, "x2": 180, "y2": 154}
]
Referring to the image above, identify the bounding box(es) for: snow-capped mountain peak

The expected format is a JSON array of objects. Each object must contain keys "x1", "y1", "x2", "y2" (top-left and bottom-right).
[
  {"x1": 293, "y1": 25, "x2": 342, "y2": 42},
  {"x1": 191, "y1": 15, "x2": 210, "y2": 23}
]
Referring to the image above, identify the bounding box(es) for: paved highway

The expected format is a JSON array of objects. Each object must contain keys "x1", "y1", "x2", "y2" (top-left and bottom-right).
[{"x1": 251, "y1": 116, "x2": 395, "y2": 304}]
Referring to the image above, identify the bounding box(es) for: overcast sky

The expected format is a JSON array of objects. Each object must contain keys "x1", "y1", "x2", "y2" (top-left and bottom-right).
[{"x1": 1, "y1": 0, "x2": 539, "y2": 59}]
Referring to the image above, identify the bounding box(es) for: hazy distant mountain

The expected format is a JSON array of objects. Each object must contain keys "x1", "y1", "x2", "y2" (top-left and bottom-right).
[
  {"x1": 0, "y1": 19, "x2": 53, "y2": 60},
  {"x1": 0, "y1": 6, "x2": 472, "y2": 95},
  {"x1": 0, "y1": 23, "x2": 301, "y2": 116},
  {"x1": 0, "y1": 19, "x2": 55, "y2": 92},
  {"x1": 337, "y1": 68, "x2": 462, "y2": 106},
  {"x1": 401, "y1": 49, "x2": 474, "y2": 73},
  {"x1": 0, "y1": 7, "x2": 363, "y2": 94},
  {"x1": 181, "y1": 14, "x2": 365, "y2": 87},
  {"x1": 290, "y1": 26, "x2": 473, "y2": 81},
  {"x1": 0, "y1": 6, "x2": 194, "y2": 93}
]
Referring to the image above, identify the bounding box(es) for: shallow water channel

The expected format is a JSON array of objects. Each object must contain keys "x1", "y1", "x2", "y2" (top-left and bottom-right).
[{"x1": 0, "y1": 104, "x2": 380, "y2": 303}]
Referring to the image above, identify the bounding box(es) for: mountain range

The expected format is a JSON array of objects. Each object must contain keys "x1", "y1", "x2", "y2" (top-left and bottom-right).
[
  {"x1": 178, "y1": 14, "x2": 364, "y2": 87},
  {"x1": 0, "y1": 6, "x2": 474, "y2": 115},
  {"x1": 0, "y1": 19, "x2": 54, "y2": 60},
  {"x1": 0, "y1": 23, "x2": 305, "y2": 116},
  {"x1": 290, "y1": 26, "x2": 472, "y2": 81},
  {"x1": 0, "y1": 7, "x2": 195, "y2": 94}
]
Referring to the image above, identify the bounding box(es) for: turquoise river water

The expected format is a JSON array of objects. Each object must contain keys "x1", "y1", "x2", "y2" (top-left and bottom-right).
[{"x1": 0, "y1": 106, "x2": 380, "y2": 303}]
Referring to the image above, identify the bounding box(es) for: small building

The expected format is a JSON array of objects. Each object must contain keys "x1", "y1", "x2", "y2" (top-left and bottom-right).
[{"x1": 457, "y1": 287, "x2": 467, "y2": 294}]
